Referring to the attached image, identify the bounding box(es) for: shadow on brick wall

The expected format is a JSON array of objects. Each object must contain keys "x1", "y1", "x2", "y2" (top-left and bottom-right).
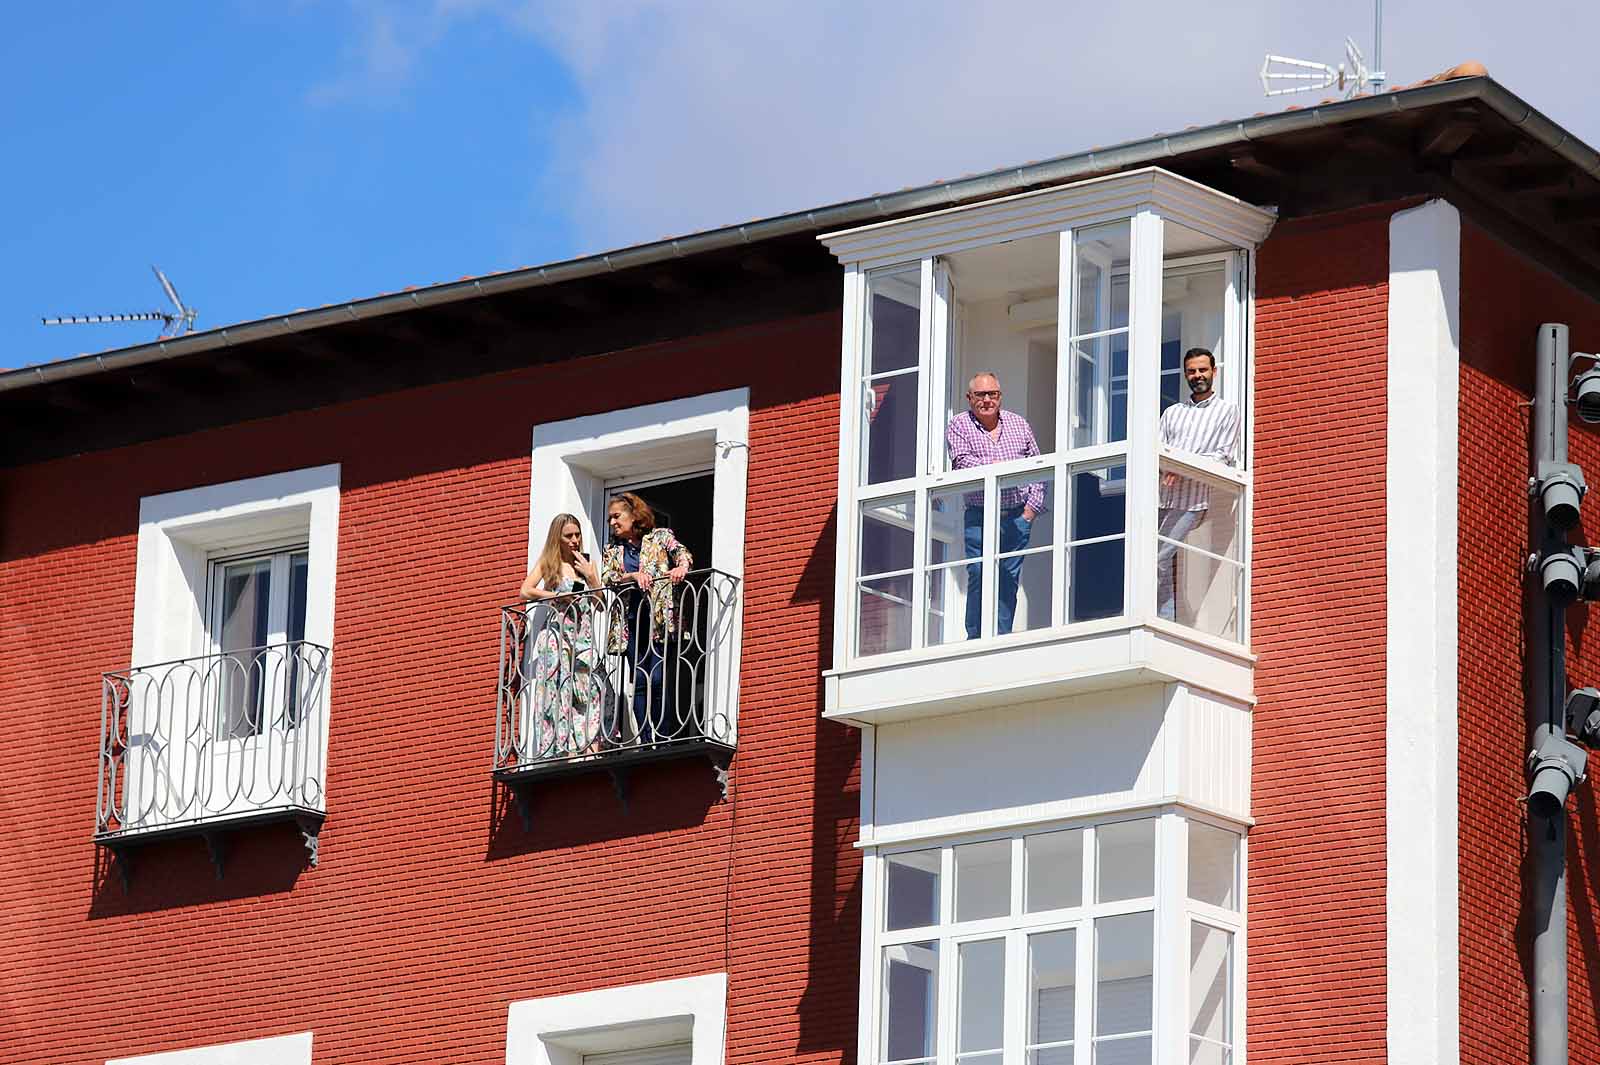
[
  {"x1": 482, "y1": 758, "x2": 722, "y2": 859},
  {"x1": 87, "y1": 820, "x2": 310, "y2": 918}
]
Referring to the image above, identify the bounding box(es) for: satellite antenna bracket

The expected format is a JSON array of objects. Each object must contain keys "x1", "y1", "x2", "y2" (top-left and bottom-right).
[{"x1": 1260, "y1": 0, "x2": 1386, "y2": 99}]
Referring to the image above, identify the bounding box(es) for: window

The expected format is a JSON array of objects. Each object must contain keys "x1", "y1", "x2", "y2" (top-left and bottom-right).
[
  {"x1": 505, "y1": 972, "x2": 727, "y2": 1065},
  {"x1": 869, "y1": 815, "x2": 1242, "y2": 1065},
  {"x1": 825, "y1": 169, "x2": 1271, "y2": 677},
  {"x1": 101, "y1": 466, "x2": 339, "y2": 841},
  {"x1": 106, "y1": 1031, "x2": 313, "y2": 1065},
  {"x1": 208, "y1": 545, "x2": 310, "y2": 739}
]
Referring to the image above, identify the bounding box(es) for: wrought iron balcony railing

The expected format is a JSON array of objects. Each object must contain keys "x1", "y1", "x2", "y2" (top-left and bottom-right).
[
  {"x1": 95, "y1": 641, "x2": 331, "y2": 872},
  {"x1": 494, "y1": 568, "x2": 741, "y2": 801}
]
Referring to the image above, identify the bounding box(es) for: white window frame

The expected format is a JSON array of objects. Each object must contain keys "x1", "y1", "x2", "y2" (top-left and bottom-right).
[
  {"x1": 125, "y1": 465, "x2": 340, "y2": 826},
  {"x1": 132, "y1": 465, "x2": 340, "y2": 667},
  {"x1": 823, "y1": 169, "x2": 1272, "y2": 678},
  {"x1": 528, "y1": 390, "x2": 749, "y2": 738},
  {"x1": 106, "y1": 1031, "x2": 313, "y2": 1065},
  {"x1": 505, "y1": 972, "x2": 727, "y2": 1065},
  {"x1": 859, "y1": 809, "x2": 1246, "y2": 1065}
]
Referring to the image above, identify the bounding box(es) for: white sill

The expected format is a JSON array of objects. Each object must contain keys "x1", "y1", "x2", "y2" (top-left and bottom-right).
[{"x1": 824, "y1": 618, "x2": 1254, "y2": 726}]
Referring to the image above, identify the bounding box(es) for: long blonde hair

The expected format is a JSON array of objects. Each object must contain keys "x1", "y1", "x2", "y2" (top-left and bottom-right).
[{"x1": 534, "y1": 513, "x2": 585, "y2": 589}]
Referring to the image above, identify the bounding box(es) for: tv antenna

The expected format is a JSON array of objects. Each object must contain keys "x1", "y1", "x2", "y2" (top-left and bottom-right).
[
  {"x1": 1260, "y1": 0, "x2": 1386, "y2": 98},
  {"x1": 42, "y1": 265, "x2": 199, "y2": 338}
]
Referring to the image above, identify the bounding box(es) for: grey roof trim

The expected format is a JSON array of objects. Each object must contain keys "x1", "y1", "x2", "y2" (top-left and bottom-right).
[{"x1": 3, "y1": 75, "x2": 1591, "y2": 396}]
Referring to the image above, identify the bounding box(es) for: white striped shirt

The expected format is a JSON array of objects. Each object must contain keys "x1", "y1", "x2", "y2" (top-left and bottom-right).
[{"x1": 1158, "y1": 392, "x2": 1240, "y2": 512}]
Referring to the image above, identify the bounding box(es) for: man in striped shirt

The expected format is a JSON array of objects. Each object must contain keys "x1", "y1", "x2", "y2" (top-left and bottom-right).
[
  {"x1": 1157, "y1": 348, "x2": 1240, "y2": 622},
  {"x1": 946, "y1": 371, "x2": 1046, "y2": 639}
]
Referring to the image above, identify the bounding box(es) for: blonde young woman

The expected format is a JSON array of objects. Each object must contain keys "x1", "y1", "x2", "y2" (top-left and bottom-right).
[{"x1": 519, "y1": 514, "x2": 605, "y2": 757}]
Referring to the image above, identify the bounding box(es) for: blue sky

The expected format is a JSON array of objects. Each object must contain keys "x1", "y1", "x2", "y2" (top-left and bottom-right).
[{"x1": 4, "y1": 1, "x2": 1598, "y2": 368}]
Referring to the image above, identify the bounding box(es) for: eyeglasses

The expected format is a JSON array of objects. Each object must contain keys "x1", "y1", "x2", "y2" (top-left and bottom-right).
[{"x1": 968, "y1": 390, "x2": 1002, "y2": 400}]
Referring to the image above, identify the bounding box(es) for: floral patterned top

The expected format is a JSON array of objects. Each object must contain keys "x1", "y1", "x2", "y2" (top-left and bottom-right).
[{"x1": 600, "y1": 528, "x2": 693, "y2": 652}]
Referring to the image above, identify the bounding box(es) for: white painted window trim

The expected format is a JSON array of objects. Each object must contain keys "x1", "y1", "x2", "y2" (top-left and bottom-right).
[
  {"x1": 1385, "y1": 198, "x2": 1461, "y2": 1065},
  {"x1": 505, "y1": 972, "x2": 728, "y2": 1065},
  {"x1": 825, "y1": 171, "x2": 1269, "y2": 677},
  {"x1": 859, "y1": 811, "x2": 1245, "y2": 1065},
  {"x1": 132, "y1": 464, "x2": 341, "y2": 667},
  {"x1": 528, "y1": 390, "x2": 749, "y2": 740},
  {"x1": 106, "y1": 1031, "x2": 313, "y2": 1065},
  {"x1": 527, "y1": 389, "x2": 749, "y2": 582}
]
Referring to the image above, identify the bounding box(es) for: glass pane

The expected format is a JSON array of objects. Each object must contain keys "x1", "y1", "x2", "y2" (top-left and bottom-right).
[
  {"x1": 858, "y1": 575, "x2": 913, "y2": 656},
  {"x1": 927, "y1": 480, "x2": 982, "y2": 645},
  {"x1": 958, "y1": 938, "x2": 1006, "y2": 1055},
  {"x1": 218, "y1": 558, "x2": 270, "y2": 740},
  {"x1": 862, "y1": 377, "x2": 919, "y2": 486},
  {"x1": 1028, "y1": 928, "x2": 1076, "y2": 1059},
  {"x1": 1160, "y1": 265, "x2": 1227, "y2": 419},
  {"x1": 1025, "y1": 829, "x2": 1083, "y2": 912},
  {"x1": 859, "y1": 496, "x2": 916, "y2": 656},
  {"x1": 885, "y1": 849, "x2": 940, "y2": 930},
  {"x1": 861, "y1": 497, "x2": 916, "y2": 576},
  {"x1": 1097, "y1": 820, "x2": 1155, "y2": 902},
  {"x1": 1068, "y1": 466, "x2": 1126, "y2": 623},
  {"x1": 287, "y1": 552, "x2": 309, "y2": 643},
  {"x1": 955, "y1": 840, "x2": 1011, "y2": 922},
  {"x1": 883, "y1": 941, "x2": 939, "y2": 1063},
  {"x1": 287, "y1": 551, "x2": 310, "y2": 728},
  {"x1": 1095, "y1": 912, "x2": 1153, "y2": 1039},
  {"x1": 868, "y1": 266, "x2": 922, "y2": 375},
  {"x1": 1157, "y1": 465, "x2": 1243, "y2": 637},
  {"x1": 943, "y1": 234, "x2": 1060, "y2": 460},
  {"x1": 1096, "y1": 1035, "x2": 1152, "y2": 1065},
  {"x1": 1073, "y1": 222, "x2": 1131, "y2": 337},
  {"x1": 995, "y1": 468, "x2": 1054, "y2": 635},
  {"x1": 1188, "y1": 823, "x2": 1240, "y2": 910},
  {"x1": 1072, "y1": 332, "x2": 1128, "y2": 449},
  {"x1": 1189, "y1": 924, "x2": 1233, "y2": 1065}
]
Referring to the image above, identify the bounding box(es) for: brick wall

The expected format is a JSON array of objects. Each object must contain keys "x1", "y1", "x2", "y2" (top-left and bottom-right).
[
  {"x1": 1458, "y1": 221, "x2": 1600, "y2": 1065},
  {"x1": 0, "y1": 312, "x2": 860, "y2": 1064},
  {"x1": 1249, "y1": 203, "x2": 1395, "y2": 1063}
]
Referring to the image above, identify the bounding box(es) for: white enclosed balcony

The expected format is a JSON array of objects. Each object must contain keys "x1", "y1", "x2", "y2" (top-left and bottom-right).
[{"x1": 821, "y1": 169, "x2": 1274, "y2": 724}]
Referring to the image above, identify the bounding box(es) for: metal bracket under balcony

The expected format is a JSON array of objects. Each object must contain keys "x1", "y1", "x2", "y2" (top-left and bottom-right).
[
  {"x1": 493, "y1": 569, "x2": 741, "y2": 829},
  {"x1": 94, "y1": 641, "x2": 332, "y2": 890}
]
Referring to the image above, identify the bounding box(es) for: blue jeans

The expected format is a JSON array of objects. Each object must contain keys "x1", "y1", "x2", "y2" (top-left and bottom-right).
[
  {"x1": 964, "y1": 505, "x2": 1033, "y2": 639},
  {"x1": 1157, "y1": 508, "x2": 1204, "y2": 621},
  {"x1": 622, "y1": 597, "x2": 677, "y2": 744}
]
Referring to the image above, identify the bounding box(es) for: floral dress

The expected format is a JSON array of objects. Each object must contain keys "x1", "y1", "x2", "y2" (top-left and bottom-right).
[{"x1": 529, "y1": 576, "x2": 604, "y2": 757}]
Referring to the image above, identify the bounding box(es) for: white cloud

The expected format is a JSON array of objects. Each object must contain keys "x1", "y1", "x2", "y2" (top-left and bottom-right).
[{"x1": 320, "y1": 1, "x2": 1600, "y2": 253}]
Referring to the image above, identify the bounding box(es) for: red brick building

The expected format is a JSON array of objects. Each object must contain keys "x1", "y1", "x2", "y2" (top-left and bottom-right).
[{"x1": 4, "y1": 69, "x2": 1600, "y2": 1065}]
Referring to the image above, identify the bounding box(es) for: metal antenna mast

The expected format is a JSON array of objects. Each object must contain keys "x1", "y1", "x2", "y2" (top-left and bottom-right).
[
  {"x1": 1260, "y1": 0, "x2": 1386, "y2": 98},
  {"x1": 42, "y1": 265, "x2": 199, "y2": 338}
]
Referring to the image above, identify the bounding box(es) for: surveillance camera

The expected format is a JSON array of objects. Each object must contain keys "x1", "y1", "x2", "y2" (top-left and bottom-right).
[
  {"x1": 1575, "y1": 368, "x2": 1600, "y2": 425},
  {"x1": 1568, "y1": 687, "x2": 1600, "y2": 747},
  {"x1": 1528, "y1": 733, "x2": 1588, "y2": 818},
  {"x1": 1541, "y1": 548, "x2": 1584, "y2": 606},
  {"x1": 1537, "y1": 462, "x2": 1588, "y2": 531}
]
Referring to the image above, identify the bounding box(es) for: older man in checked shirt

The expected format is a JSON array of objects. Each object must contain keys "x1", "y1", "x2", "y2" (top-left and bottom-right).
[
  {"x1": 946, "y1": 371, "x2": 1046, "y2": 639},
  {"x1": 1158, "y1": 348, "x2": 1241, "y2": 622}
]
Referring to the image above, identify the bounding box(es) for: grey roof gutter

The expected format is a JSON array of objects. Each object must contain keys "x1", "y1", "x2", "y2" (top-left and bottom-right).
[{"x1": 4, "y1": 76, "x2": 1593, "y2": 397}]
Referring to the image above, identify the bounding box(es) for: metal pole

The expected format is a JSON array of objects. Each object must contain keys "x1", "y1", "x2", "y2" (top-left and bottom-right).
[
  {"x1": 1372, "y1": 0, "x2": 1386, "y2": 91},
  {"x1": 1531, "y1": 322, "x2": 1570, "y2": 1065}
]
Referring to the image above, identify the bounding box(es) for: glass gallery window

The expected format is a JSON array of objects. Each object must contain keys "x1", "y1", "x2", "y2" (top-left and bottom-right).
[
  {"x1": 872, "y1": 815, "x2": 1244, "y2": 1065},
  {"x1": 829, "y1": 169, "x2": 1272, "y2": 665}
]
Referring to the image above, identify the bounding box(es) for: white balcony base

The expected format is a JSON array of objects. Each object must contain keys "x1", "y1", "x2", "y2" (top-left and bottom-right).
[{"x1": 823, "y1": 618, "x2": 1253, "y2": 727}]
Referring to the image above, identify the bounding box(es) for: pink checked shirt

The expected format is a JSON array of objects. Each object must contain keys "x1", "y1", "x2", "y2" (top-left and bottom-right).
[{"x1": 946, "y1": 409, "x2": 1047, "y2": 513}]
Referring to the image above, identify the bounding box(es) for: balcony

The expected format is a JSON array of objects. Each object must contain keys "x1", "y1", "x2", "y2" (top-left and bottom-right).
[
  {"x1": 493, "y1": 568, "x2": 741, "y2": 822},
  {"x1": 95, "y1": 641, "x2": 331, "y2": 882},
  {"x1": 820, "y1": 168, "x2": 1273, "y2": 724}
]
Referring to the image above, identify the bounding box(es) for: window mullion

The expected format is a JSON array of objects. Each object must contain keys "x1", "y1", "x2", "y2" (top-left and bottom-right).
[
  {"x1": 1157, "y1": 812, "x2": 1188, "y2": 1064},
  {"x1": 981, "y1": 471, "x2": 998, "y2": 639},
  {"x1": 1124, "y1": 208, "x2": 1165, "y2": 623},
  {"x1": 938, "y1": 845, "x2": 957, "y2": 1065}
]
